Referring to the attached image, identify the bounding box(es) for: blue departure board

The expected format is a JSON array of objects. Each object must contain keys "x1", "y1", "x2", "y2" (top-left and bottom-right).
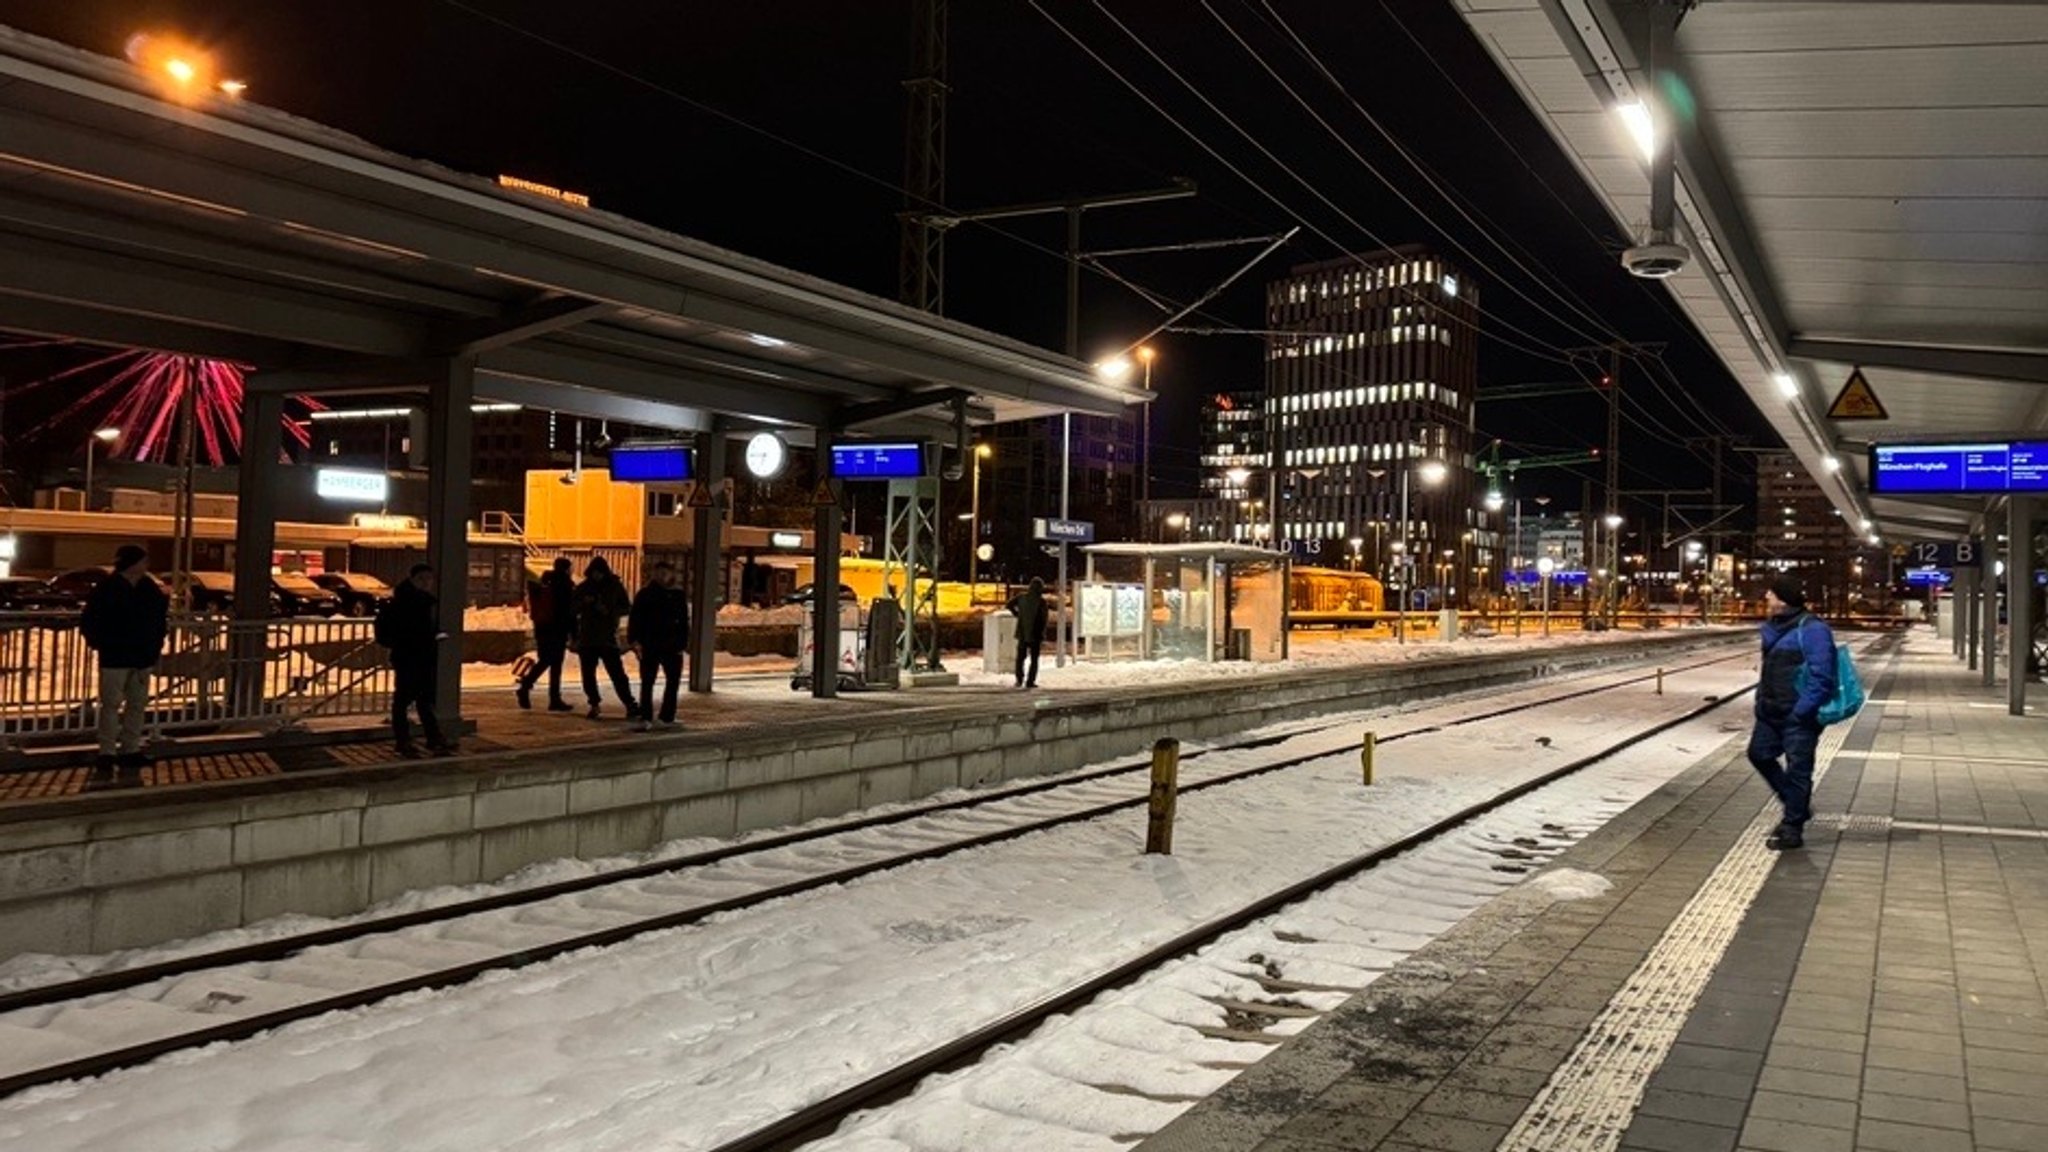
[
  {"x1": 609, "y1": 444, "x2": 693, "y2": 482},
  {"x1": 1870, "y1": 441, "x2": 2048, "y2": 495},
  {"x1": 831, "y1": 442, "x2": 927, "y2": 480}
]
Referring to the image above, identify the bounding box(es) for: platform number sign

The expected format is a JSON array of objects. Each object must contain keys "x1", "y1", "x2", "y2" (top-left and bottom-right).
[{"x1": 1909, "y1": 539, "x2": 1981, "y2": 568}]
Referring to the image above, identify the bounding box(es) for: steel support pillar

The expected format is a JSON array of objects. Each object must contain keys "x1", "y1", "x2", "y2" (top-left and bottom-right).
[
  {"x1": 229, "y1": 386, "x2": 285, "y2": 714},
  {"x1": 428, "y1": 358, "x2": 475, "y2": 724},
  {"x1": 811, "y1": 427, "x2": 842, "y2": 699},
  {"x1": 689, "y1": 422, "x2": 728, "y2": 695},
  {"x1": 1966, "y1": 567, "x2": 1981, "y2": 671},
  {"x1": 885, "y1": 477, "x2": 942, "y2": 673},
  {"x1": 1982, "y1": 508, "x2": 2000, "y2": 688},
  {"x1": 2011, "y1": 497, "x2": 2034, "y2": 715}
]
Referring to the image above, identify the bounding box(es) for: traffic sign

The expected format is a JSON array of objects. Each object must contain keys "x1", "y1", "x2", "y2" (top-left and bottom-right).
[
  {"x1": 1032, "y1": 517, "x2": 1095, "y2": 543},
  {"x1": 686, "y1": 481, "x2": 713, "y2": 508},
  {"x1": 1826, "y1": 367, "x2": 1888, "y2": 420},
  {"x1": 812, "y1": 479, "x2": 840, "y2": 507}
]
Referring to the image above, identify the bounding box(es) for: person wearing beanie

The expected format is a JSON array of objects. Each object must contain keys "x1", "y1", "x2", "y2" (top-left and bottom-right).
[
  {"x1": 1749, "y1": 574, "x2": 1837, "y2": 850},
  {"x1": 79, "y1": 543, "x2": 168, "y2": 784}
]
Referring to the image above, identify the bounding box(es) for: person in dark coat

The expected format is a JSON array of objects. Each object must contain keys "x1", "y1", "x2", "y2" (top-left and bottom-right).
[
  {"x1": 1749, "y1": 575, "x2": 1837, "y2": 850},
  {"x1": 573, "y1": 556, "x2": 636, "y2": 720},
  {"x1": 627, "y1": 561, "x2": 691, "y2": 731},
  {"x1": 1007, "y1": 577, "x2": 1049, "y2": 689},
  {"x1": 79, "y1": 544, "x2": 169, "y2": 782},
  {"x1": 376, "y1": 563, "x2": 453, "y2": 757},
  {"x1": 517, "y1": 557, "x2": 575, "y2": 712}
]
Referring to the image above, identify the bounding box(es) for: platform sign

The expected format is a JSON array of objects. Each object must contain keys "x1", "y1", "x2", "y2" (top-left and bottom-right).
[
  {"x1": 1904, "y1": 568, "x2": 1953, "y2": 587},
  {"x1": 830, "y1": 442, "x2": 927, "y2": 480},
  {"x1": 1826, "y1": 367, "x2": 1888, "y2": 420},
  {"x1": 609, "y1": 443, "x2": 693, "y2": 483},
  {"x1": 1033, "y1": 517, "x2": 1095, "y2": 543},
  {"x1": 1871, "y1": 441, "x2": 2048, "y2": 495},
  {"x1": 1906, "y1": 539, "x2": 1982, "y2": 568}
]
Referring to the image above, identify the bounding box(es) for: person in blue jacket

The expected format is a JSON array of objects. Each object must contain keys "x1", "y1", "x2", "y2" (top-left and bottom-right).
[{"x1": 1750, "y1": 575, "x2": 1836, "y2": 850}]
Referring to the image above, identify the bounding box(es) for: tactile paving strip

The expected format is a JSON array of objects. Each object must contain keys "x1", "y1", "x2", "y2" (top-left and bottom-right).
[{"x1": 1494, "y1": 721, "x2": 1853, "y2": 1152}]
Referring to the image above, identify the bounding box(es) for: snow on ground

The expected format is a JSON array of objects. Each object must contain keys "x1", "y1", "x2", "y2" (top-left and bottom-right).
[
  {"x1": 0, "y1": 659, "x2": 1758, "y2": 1152},
  {"x1": 455, "y1": 622, "x2": 1746, "y2": 693},
  {"x1": 1529, "y1": 867, "x2": 1615, "y2": 902}
]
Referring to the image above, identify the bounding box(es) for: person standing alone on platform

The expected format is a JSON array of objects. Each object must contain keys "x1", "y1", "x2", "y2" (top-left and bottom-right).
[
  {"x1": 1008, "y1": 577, "x2": 1049, "y2": 689},
  {"x1": 1749, "y1": 575, "x2": 1836, "y2": 850},
  {"x1": 80, "y1": 544, "x2": 168, "y2": 784},
  {"x1": 574, "y1": 556, "x2": 636, "y2": 720},
  {"x1": 376, "y1": 563, "x2": 454, "y2": 758},
  {"x1": 628, "y1": 560, "x2": 690, "y2": 732},
  {"x1": 517, "y1": 557, "x2": 575, "y2": 712}
]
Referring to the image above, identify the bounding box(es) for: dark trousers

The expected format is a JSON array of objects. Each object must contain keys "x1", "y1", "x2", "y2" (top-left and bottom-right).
[
  {"x1": 1015, "y1": 639, "x2": 1042, "y2": 687},
  {"x1": 519, "y1": 632, "x2": 569, "y2": 701},
  {"x1": 1747, "y1": 714, "x2": 1819, "y2": 828},
  {"x1": 580, "y1": 647, "x2": 634, "y2": 709},
  {"x1": 638, "y1": 648, "x2": 684, "y2": 723},
  {"x1": 392, "y1": 656, "x2": 443, "y2": 747}
]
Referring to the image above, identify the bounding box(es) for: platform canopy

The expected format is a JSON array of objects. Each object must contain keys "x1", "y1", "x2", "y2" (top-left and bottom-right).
[
  {"x1": 1453, "y1": 2, "x2": 2048, "y2": 541},
  {"x1": 0, "y1": 26, "x2": 1146, "y2": 438}
]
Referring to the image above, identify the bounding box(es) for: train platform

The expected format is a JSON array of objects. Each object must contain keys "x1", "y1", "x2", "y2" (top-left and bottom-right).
[{"x1": 1139, "y1": 628, "x2": 2048, "y2": 1152}]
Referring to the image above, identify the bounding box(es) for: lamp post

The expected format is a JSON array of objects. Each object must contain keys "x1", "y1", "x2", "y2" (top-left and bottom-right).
[
  {"x1": 1537, "y1": 555, "x2": 1556, "y2": 637},
  {"x1": 1165, "y1": 512, "x2": 1186, "y2": 542},
  {"x1": 969, "y1": 442, "x2": 991, "y2": 606},
  {"x1": 1225, "y1": 466, "x2": 1251, "y2": 542},
  {"x1": 83, "y1": 427, "x2": 120, "y2": 511},
  {"x1": 1348, "y1": 536, "x2": 1363, "y2": 572},
  {"x1": 1602, "y1": 512, "x2": 1623, "y2": 626},
  {"x1": 1397, "y1": 457, "x2": 1448, "y2": 644},
  {"x1": 1137, "y1": 346, "x2": 1157, "y2": 510}
]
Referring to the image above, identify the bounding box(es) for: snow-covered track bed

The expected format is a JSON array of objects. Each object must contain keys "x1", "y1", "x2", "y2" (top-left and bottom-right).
[{"x1": 0, "y1": 651, "x2": 1752, "y2": 1109}]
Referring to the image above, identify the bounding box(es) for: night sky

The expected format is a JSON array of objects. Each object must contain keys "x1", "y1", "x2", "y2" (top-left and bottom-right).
[{"x1": 2, "y1": 1, "x2": 1778, "y2": 520}]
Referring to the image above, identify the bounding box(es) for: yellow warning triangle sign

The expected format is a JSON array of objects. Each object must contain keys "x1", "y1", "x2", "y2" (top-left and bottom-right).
[
  {"x1": 1826, "y1": 367, "x2": 1888, "y2": 420},
  {"x1": 686, "y1": 481, "x2": 714, "y2": 508},
  {"x1": 813, "y1": 479, "x2": 839, "y2": 507}
]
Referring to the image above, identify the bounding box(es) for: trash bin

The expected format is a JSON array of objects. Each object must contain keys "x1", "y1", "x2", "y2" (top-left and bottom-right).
[
  {"x1": 866, "y1": 598, "x2": 903, "y2": 688},
  {"x1": 1437, "y1": 608, "x2": 1459, "y2": 641},
  {"x1": 984, "y1": 610, "x2": 1016, "y2": 674},
  {"x1": 1228, "y1": 628, "x2": 1251, "y2": 660}
]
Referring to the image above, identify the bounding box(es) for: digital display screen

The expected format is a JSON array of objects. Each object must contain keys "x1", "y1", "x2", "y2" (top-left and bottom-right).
[
  {"x1": 831, "y1": 442, "x2": 927, "y2": 480},
  {"x1": 609, "y1": 444, "x2": 693, "y2": 482},
  {"x1": 1870, "y1": 441, "x2": 2048, "y2": 495},
  {"x1": 1903, "y1": 568, "x2": 1953, "y2": 587}
]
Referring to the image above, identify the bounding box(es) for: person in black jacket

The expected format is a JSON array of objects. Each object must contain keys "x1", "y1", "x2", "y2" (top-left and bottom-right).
[
  {"x1": 1007, "y1": 577, "x2": 1049, "y2": 689},
  {"x1": 516, "y1": 558, "x2": 575, "y2": 712},
  {"x1": 79, "y1": 544, "x2": 168, "y2": 782},
  {"x1": 628, "y1": 561, "x2": 691, "y2": 731},
  {"x1": 1749, "y1": 575, "x2": 1837, "y2": 851},
  {"x1": 376, "y1": 564, "x2": 453, "y2": 757},
  {"x1": 573, "y1": 556, "x2": 636, "y2": 720}
]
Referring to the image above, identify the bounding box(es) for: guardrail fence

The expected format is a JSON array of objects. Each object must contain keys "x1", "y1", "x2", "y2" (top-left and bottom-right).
[{"x1": 0, "y1": 612, "x2": 392, "y2": 753}]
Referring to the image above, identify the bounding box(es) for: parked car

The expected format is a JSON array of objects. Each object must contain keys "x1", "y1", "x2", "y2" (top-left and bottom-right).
[
  {"x1": 45, "y1": 566, "x2": 117, "y2": 608},
  {"x1": 783, "y1": 582, "x2": 861, "y2": 605},
  {"x1": 272, "y1": 572, "x2": 344, "y2": 617},
  {"x1": 0, "y1": 576, "x2": 73, "y2": 612},
  {"x1": 184, "y1": 571, "x2": 240, "y2": 614},
  {"x1": 311, "y1": 571, "x2": 393, "y2": 617}
]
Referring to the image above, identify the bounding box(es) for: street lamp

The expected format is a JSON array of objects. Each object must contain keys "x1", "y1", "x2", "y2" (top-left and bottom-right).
[
  {"x1": 1396, "y1": 457, "x2": 1448, "y2": 644},
  {"x1": 1601, "y1": 512, "x2": 1623, "y2": 624},
  {"x1": 1348, "y1": 536, "x2": 1363, "y2": 572},
  {"x1": 1136, "y1": 346, "x2": 1157, "y2": 509},
  {"x1": 1164, "y1": 512, "x2": 1186, "y2": 542},
  {"x1": 1537, "y1": 555, "x2": 1556, "y2": 637},
  {"x1": 969, "y1": 442, "x2": 992, "y2": 606},
  {"x1": 84, "y1": 426, "x2": 120, "y2": 511}
]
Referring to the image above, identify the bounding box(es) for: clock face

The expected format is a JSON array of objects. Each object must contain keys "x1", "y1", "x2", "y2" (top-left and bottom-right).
[{"x1": 744, "y1": 432, "x2": 787, "y2": 479}]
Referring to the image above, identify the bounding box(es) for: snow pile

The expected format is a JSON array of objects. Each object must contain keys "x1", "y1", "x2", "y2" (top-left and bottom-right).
[{"x1": 1530, "y1": 867, "x2": 1614, "y2": 902}]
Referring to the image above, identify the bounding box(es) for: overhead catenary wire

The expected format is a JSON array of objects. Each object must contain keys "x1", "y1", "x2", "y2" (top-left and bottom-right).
[
  {"x1": 1210, "y1": 0, "x2": 1628, "y2": 349},
  {"x1": 1027, "y1": 0, "x2": 1577, "y2": 367}
]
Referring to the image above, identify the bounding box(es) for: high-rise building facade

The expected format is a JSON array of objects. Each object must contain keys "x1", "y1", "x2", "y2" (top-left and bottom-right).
[
  {"x1": 1258, "y1": 247, "x2": 1486, "y2": 602},
  {"x1": 1752, "y1": 450, "x2": 1879, "y2": 610}
]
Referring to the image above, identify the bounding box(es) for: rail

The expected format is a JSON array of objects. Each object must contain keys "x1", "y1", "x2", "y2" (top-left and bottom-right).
[{"x1": 0, "y1": 612, "x2": 392, "y2": 752}]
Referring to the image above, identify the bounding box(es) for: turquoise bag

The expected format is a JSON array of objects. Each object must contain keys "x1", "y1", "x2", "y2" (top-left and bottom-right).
[{"x1": 1795, "y1": 618, "x2": 1864, "y2": 726}]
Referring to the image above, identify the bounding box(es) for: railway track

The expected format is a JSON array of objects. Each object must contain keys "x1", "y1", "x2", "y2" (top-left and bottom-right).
[{"x1": 0, "y1": 646, "x2": 1753, "y2": 1101}]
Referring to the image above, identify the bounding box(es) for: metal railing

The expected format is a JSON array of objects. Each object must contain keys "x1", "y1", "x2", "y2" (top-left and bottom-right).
[{"x1": 0, "y1": 612, "x2": 392, "y2": 752}]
